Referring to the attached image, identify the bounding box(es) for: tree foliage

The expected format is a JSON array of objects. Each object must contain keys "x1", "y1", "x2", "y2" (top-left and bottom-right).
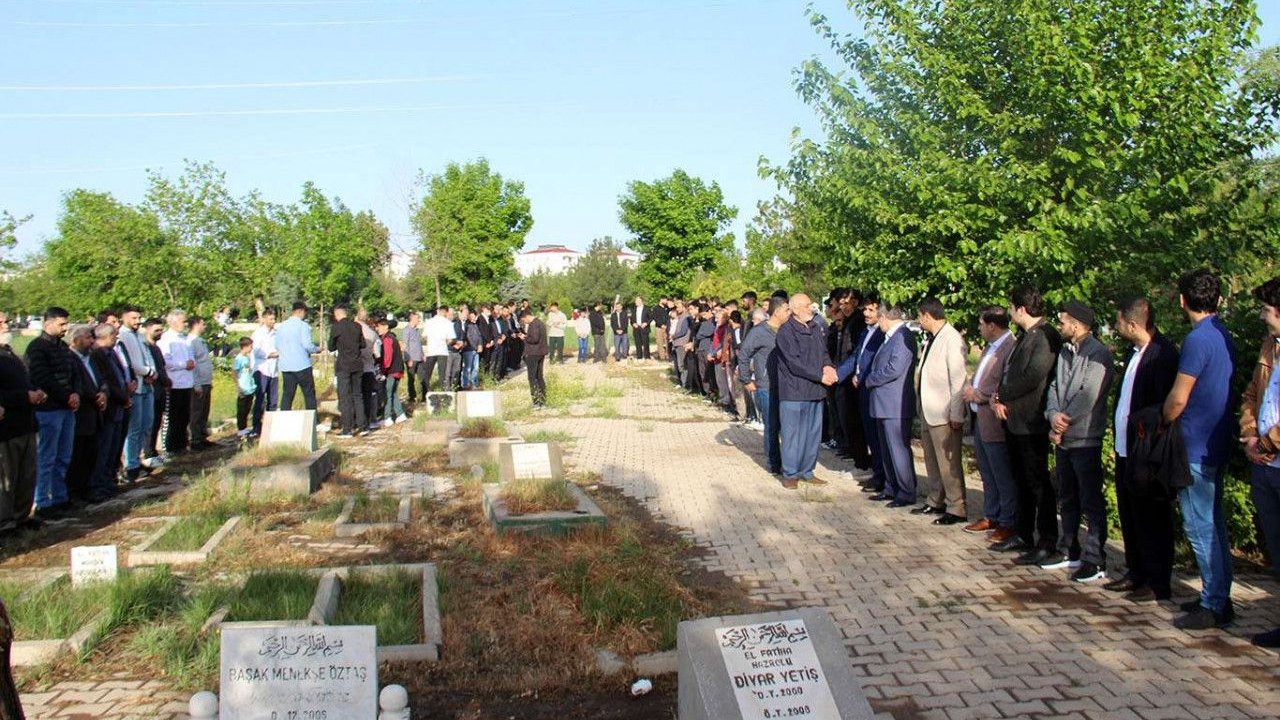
[
  {"x1": 619, "y1": 169, "x2": 737, "y2": 297},
  {"x1": 525, "y1": 238, "x2": 637, "y2": 309},
  {"x1": 410, "y1": 159, "x2": 533, "y2": 307},
  {"x1": 767, "y1": 0, "x2": 1280, "y2": 320}
]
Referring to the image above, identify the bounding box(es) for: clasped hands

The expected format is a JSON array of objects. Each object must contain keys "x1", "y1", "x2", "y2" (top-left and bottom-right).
[{"x1": 820, "y1": 366, "x2": 837, "y2": 386}]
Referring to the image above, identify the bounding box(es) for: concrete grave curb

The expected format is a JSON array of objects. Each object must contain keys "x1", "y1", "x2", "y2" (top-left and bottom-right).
[{"x1": 127, "y1": 515, "x2": 242, "y2": 567}]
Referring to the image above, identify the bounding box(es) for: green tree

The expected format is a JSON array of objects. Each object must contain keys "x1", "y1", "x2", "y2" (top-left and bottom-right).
[
  {"x1": 768, "y1": 0, "x2": 1280, "y2": 318},
  {"x1": 619, "y1": 169, "x2": 737, "y2": 297},
  {"x1": 44, "y1": 190, "x2": 184, "y2": 315},
  {"x1": 277, "y1": 183, "x2": 389, "y2": 309},
  {"x1": 564, "y1": 237, "x2": 636, "y2": 306},
  {"x1": 0, "y1": 211, "x2": 30, "y2": 269},
  {"x1": 410, "y1": 159, "x2": 533, "y2": 306}
]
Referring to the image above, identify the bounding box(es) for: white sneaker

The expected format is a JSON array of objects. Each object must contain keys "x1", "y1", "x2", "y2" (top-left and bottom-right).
[
  {"x1": 395, "y1": 415, "x2": 408, "y2": 424},
  {"x1": 382, "y1": 418, "x2": 394, "y2": 428},
  {"x1": 141, "y1": 455, "x2": 164, "y2": 468}
]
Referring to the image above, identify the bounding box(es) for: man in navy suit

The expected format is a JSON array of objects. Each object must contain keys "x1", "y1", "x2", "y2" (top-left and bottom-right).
[
  {"x1": 862, "y1": 303, "x2": 918, "y2": 507},
  {"x1": 837, "y1": 293, "x2": 886, "y2": 492}
]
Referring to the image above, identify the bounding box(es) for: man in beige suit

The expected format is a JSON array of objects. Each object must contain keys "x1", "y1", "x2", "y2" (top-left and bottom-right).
[
  {"x1": 962, "y1": 306, "x2": 1018, "y2": 542},
  {"x1": 913, "y1": 297, "x2": 969, "y2": 525}
]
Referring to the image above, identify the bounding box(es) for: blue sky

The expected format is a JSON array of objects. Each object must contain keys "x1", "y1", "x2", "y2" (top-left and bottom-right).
[{"x1": 3, "y1": 0, "x2": 1279, "y2": 261}]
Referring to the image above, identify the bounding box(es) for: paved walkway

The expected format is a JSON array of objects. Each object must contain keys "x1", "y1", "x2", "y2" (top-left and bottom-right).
[{"x1": 522, "y1": 359, "x2": 1280, "y2": 720}]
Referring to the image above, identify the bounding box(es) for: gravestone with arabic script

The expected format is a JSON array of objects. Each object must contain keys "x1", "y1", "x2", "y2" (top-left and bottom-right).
[
  {"x1": 677, "y1": 608, "x2": 873, "y2": 720},
  {"x1": 220, "y1": 625, "x2": 377, "y2": 720}
]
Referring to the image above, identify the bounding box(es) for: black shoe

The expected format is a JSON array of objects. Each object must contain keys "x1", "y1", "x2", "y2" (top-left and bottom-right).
[
  {"x1": 1174, "y1": 606, "x2": 1232, "y2": 630},
  {"x1": 991, "y1": 536, "x2": 1028, "y2": 553},
  {"x1": 1125, "y1": 587, "x2": 1157, "y2": 602},
  {"x1": 1252, "y1": 626, "x2": 1280, "y2": 648},
  {"x1": 868, "y1": 493, "x2": 892, "y2": 501},
  {"x1": 1071, "y1": 562, "x2": 1106, "y2": 583},
  {"x1": 1180, "y1": 599, "x2": 1203, "y2": 612},
  {"x1": 33, "y1": 505, "x2": 65, "y2": 520},
  {"x1": 933, "y1": 513, "x2": 966, "y2": 526},
  {"x1": 1013, "y1": 548, "x2": 1053, "y2": 566},
  {"x1": 860, "y1": 485, "x2": 881, "y2": 493},
  {"x1": 886, "y1": 499, "x2": 913, "y2": 508},
  {"x1": 910, "y1": 505, "x2": 944, "y2": 515},
  {"x1": 1102, "y1": 575, "x2": 1138, "y2": 593}
]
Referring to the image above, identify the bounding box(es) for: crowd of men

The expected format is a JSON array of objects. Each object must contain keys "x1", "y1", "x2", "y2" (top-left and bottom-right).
[{"x1": 2, "y1": 267, "x2": 1280, "y2": 645}]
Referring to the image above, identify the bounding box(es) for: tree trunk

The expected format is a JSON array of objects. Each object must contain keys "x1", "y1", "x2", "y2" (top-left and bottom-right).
[
  {"x1": 0, "y1": 600, "x2": 25, "y2": 720},
  {"x1": 434, "y1": 275, "x2": 442, "y2": 309}
]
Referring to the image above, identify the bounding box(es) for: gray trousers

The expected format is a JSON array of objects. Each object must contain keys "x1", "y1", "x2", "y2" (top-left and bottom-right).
[
  {"x1": 0, "y1": 433, "x2": 37, "y2": 525},
  {"x1": 593, "y1": 334, "x2": 607, "y2": 362},
  {"x1": 446, "y1": 353, "x2": 462, "y2": 391},
  {"x1": 189, "y1": 384, "x2": 212, "y2": 442}
]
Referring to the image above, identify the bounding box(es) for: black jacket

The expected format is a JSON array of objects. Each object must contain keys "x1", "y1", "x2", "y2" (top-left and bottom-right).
[
  {"x1": 477, "y1": 315, "x2": 495, "y2": 346},
  {"x1": 91, "y1": 346, "x2": 131, "y2": 424},
  {"x1": 25, "y1": 332, "x2": 80, "y2": 410},
  {"x1": 328, "y1": 318, "x2": 366, "y2": 373},
  {"x1": 147, "y1": 342, "x2": 170, "y2": 390},
  {"x1": 1116, "y1": 332, "x2": 1179, "y2": 462},
  {"x1": 610, "y1": 309, "x2": 631, "y2": 335},
  {"x1": 997, "y1": 318, "x2": 1062, "y2": 435},
  {"x1": 589, "y1": 310, "x2": 606, "y2": 335},
  {"x1": 1128, "y1": 407, "x2": 1192, "y2": 497},
  {"x1": 0, "y1": 345, "x2": 37, "y2": 440},
  {"x1": 70, "y1": 349, "x2": 104, "y2": 436},
  {"x1": 652, "y1": 304, "x2": 670, "y2": 330},
  {"x1": 522, "y1": 319, "x2": 548, "y2": 358}
]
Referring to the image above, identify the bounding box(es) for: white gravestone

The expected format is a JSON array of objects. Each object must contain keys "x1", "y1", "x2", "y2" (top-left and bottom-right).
[
  {"x1": 498, "y1": 442, "x2": 564, "y2": 483},
  {"x1": 220, "y1": 625, "x2": 378, "y2": 720},
  {"x1": 261, "y1": 410, "x2": 318, "y2": 452},
  {"x1": 71, "y1": 545, "x2": 118, "y2": 587},
  {"x1": 457, "y1": 391, "x2": 498, "y2": 422},
  {"x1": 677, "y1": 608, "x2": 873, "y2": 720}
]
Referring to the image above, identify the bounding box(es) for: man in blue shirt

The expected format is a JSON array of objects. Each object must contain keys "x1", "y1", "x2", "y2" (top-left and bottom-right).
[
  {"x1": 1164, "y1": 269, "x2": 1237, "y2": 630},
  {"x1": 276, "y1": 301, "x2": 320, "y2": 412}
]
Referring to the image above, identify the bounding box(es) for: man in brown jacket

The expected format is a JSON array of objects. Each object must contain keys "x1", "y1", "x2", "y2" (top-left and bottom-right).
[
  {"x1": 1242, "y1": 277, "x2": 1280, "y2": 647},
  {"x1": 963, "y1": 307, "x2": 1017, "y2": 540}
]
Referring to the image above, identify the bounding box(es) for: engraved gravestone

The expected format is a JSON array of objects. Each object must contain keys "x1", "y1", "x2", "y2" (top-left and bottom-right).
[
  {"x1": 677, "y1": 608, "x2": 873, "y2": 720},
  {"x1": 498, "y1": 442, "x2": 564, "y2": 483},
  {"x1": 260, "y1": 410, "x2": 318, "y2": 452},
  {"x1": 456, "y1": 391, "x2": 499, "y2": 422},
  {"x1": 424, "y1": 391, "x2": 455, "y2": 417},
  {"x1": 70, "y1": 545, "x2": 118, "y2": 587},
  {"x1": 220, "y1": 624, "x2": 378, "y2": 720}
]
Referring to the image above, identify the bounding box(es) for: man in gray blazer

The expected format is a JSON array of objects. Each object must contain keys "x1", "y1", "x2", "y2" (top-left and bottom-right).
[
  {"x1": 864, "y1": 303, "x2": 918, "y2": 507},
  {"x1": 962, "y1": 307, "x2": 1018, "y2": 542}
]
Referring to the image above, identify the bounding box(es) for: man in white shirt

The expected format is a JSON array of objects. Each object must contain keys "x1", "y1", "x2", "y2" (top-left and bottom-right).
[
  {"x1": 961, "y1": 307, "x2": 1017, "y2": 539},
  {"x1": 250, "y1": 309, "x2": 279, "y2": 436},
  {"x1": 546, "y1": 303, "x2": 567, "y2": 364},
  {"x1": 158, "y1": 309, "x2": 196, "y2": 453},
  {"x1": 422, "y1": 306, "x2": 457, "y2": 392}
]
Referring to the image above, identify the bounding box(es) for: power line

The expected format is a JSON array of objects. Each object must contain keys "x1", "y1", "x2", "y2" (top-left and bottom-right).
[
  {"x1": 0, "y1": 101, "x2": 580, "y2": 120},
  {"x1": 0, "y1": 75, "x2": 484, "y2": 92},
  {"x1": 0, "y1": 141, "x2": 382, "y2": 175}
]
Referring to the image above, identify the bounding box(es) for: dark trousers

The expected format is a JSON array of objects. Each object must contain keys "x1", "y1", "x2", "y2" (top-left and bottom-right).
[
  {"x1": 91, "y1": 420, "x2": 123, "y2": 499},
  {"x1": 66, "y1": 433, "x2": 97, "y2": 501},
  {"x1": 335, "y1": 370, "x2": 365, "y2": 433},
  {"x1": 189, "y1": 384, "x2": 212, "y2": 444},
  {"x1": 633, "y1": 327, "x2": 651, "y2": 359},
  {"x1": 841, "y1": 385, "x2": 871, "y2": 468},
  {"x1": 149, "y1": 387, "x2": 167, "y2": 458},
  {"x1": 1116, "y1": 456, "x2": 1175, "y2": 594},
  {"x1": 1008, "y1": 431, "x2": 1058, "y2": 550},
  {"x1": 507, "y1": 339, "x2": 523, "y2": 370},
  {"x1": 421, "y1": 355, "x2": 446, "y2": 391},
  {"x1": 1252, "y1": 464, "x2": 1280, "y2": 576},
  {"x1": 251, "y1": 372, "x2": 278, "y2": 435},
  {"x1": 527, "y1": 355, "x2": 547, "y2": 407},
  {"x1": 549, "y1": 336, "x2": 565, "y2": 363},
  {"x1": 405, "y1": 361, "x2": 420, "y2": 402},
  {"x1": 166, "y1": 387, "x2": 192, "y2": 452},
  {"x1": 875, "y1": 416, "x2": 916, "y2": 502},
  {"x1": 236, "y1": 394, "x2": 254, "y2": 432},
  {"x1": 859, "y1": 391, "x2": 886, "y2": 490},
  {"x1": 361, "y1": 372, "x2": 379, "y2": 428},
  {"x1": 593, "y1": 334, "x2": 607, "y2": 362},
  {"x1": 0, "y1": 433, "x2": 37, "y2": 524},
  {"x1": 490, "y1": 345, "x2": 507, "y2": 380},
  {"x1": 1055, "y1": 446, "x2": 1107, "y2": 566},
  {"x1": 280, "y1": 368, "x2": 318, "y2": 411}
]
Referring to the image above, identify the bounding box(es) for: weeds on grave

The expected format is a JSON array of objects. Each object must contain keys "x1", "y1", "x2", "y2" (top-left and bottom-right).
[
  {"x1": 522, "y1": 429, "x2": 575, "y2": 444},
  {"x1": 500, "y1": 478, "x2": 577, "y2": 515},
  {"x1": 7, "y1": 576, "x2": 111, "y2": 641},
  {"x1": 148, "y1": 514, "x2": 228, "y2": 552},
  {"x1": 332, "y1": 569, "x2": 420, "y2": 646},
  {"x1": 229, "y1": 444, "x2": 314, "y2": 469},
  {"x1": 350, "y1": 493, "x2": 402, "y2": 524},
  {"x1": 456, "y1": 418, "x2": 508, "y2": 439},
  {"x1": 226, "y1": 570, "x2": 317, "y2": 622},
  {"x1": 126, "y1": 582, "x2": 233, "y2": 690}
]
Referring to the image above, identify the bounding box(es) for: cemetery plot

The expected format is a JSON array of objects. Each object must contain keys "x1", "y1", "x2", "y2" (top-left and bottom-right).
[
  {"x1": 482, "y1": 480, "x2": 605, "y2": 536},
  {"x1": 127, "y1": 515, "x2": 242, "y2": 567},
  {"x1": 333, "y1": 494, "x2": 412, "y2": 537},
  {"x1": 319, "y1": 563, "x2": 442, "y2": 663},
  {"x1": 225, "y1": 444, "x2": 338, "y2": 495}
]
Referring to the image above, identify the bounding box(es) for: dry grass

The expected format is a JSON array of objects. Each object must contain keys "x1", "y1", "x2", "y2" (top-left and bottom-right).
[
  {"x1": 456, "y1": 418, "x2": 508, "y2": 439},
  {"x1": 499, "y1": 479, "x2": 577, "y2": 515},
  {"x1": 228, "y1": 444, "x2": 315, "y2": 468}
]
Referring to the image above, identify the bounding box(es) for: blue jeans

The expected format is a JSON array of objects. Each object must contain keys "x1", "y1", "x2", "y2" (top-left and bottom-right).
[
  {"x1": 875, "y1": 416, "x2": 916, "y2": 502},
  {"x1": 124, "y1": 387, "x2": 153, "y2": 470},
  {"x1": 974, "y1": 433, "x2": 1017, "y2": 527},
  {"x1": 461, "y1": 351, "x2": 479, "y2": 389},
  {"x1": 252, "y1": 372, "x2": 279, "y2": 434},
  {"x1": 1179, "y1": 463, "x2": 1233, "y2": 613},
  {"x1": 35, "y1": 409, "x2": 75, "y2": 508},
  {"x1": 384, "y1": 376, "x2": 404, "y2": 421},
  {"x1": 779, "y1": 400, "x2": 822, "y2": 480},
  {"x1": 1251, "y1": 464, "x2": 1280, "y2": 576},
  {"x1": 755, "y1": 388, "x2": 781, "y2": 474},
  {"x1": 577, "y1": 338, "x2": 589, "y2": 362},
  {"x1": 613, "y1": 334, "x2": 630, "y2": 361}
]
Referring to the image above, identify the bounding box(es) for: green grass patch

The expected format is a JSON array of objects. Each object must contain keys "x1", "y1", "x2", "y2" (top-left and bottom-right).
[
  {"x1": 522, "y1": 429, "x2": 574, "y2": 444},
  {"x1": 229, "y1": 444, "x2": 314, "y2": 468},
  {"x1": 589, "y1": 397, "x2": 619, "y2": 418},
  {"x1": 544, "y1": 373, "x2": 591, "y2": 408},
  {"x1": 457, "y1": 418, "x2": 508, "y2": 438},
  {"x1": 500, "y1": 478, "x2": 577, "y2": 515},
  {"x1": 332, "y1": 570, "x2": 420, "y2": 646},
  {"x1": 226, "y1": 570, "x2": 317, "y2": 622},
  {"x1": 147, "y1": 515, "x2": 228, "y2": 552},
  {"x1": 127, "y1": 582, "x2": 235, "y2": 690},
  {"x1": 350, "y1": 493, "x2": 402, "y2": 524},
  {"x1": 8, "y1": 576, "x2": 111, "y2": 641}
]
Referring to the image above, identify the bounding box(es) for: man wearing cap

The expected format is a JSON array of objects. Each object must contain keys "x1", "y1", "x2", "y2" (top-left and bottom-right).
[
  {"x1": 1042, "y1": 300, "x2": 1115, "y2": 582},
  {"x1": 276, "y1": 301, "x2": 320, "y2": 412}
]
